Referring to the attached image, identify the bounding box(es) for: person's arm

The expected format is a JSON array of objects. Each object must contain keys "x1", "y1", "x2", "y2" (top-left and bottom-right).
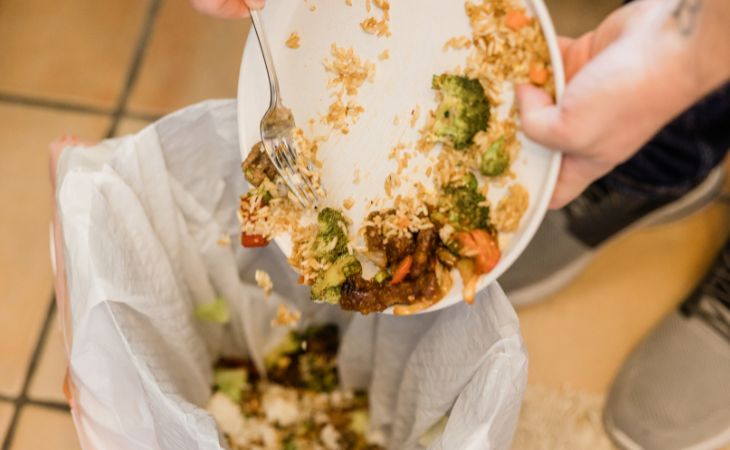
[
  {"x1": 189, "y1": 0, "x2": 264, "y2": 19},
  {"x1": 518, "y1": 0, "x2": 730, "y2": 208}
]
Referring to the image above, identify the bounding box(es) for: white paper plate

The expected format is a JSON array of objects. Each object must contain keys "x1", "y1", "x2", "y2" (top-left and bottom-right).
[{"x1": 237, "y1": 0, "x2": 564, "y2": 314}]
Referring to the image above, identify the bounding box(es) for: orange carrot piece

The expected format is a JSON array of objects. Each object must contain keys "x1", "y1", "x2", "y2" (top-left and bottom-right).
[
  {"x1": 390, "y1": 255, "x2": 413, "y2": 285},
  {"x1": 529, "y1": 62, "x2": 549, "y2": 86},
  {"x1": 505, "y1": 10, "x2": 530, "y2": 30}
]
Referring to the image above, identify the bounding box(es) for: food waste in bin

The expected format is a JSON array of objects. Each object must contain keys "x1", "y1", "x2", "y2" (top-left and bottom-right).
[{"x1": 207, "y1": 324, "x2": 386, "y2": 450}]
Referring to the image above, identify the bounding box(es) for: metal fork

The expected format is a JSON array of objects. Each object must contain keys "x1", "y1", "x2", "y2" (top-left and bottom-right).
[{"x1": 250, "y1": 9, "x2": 320, "y2": 209}]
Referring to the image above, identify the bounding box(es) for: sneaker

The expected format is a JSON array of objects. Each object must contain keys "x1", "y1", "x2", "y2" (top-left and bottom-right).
[
  {"x1": 499, "y1": 166, "x2": 725, "y2": 306},
  {"x1": 603, "y1": 239, "x2": 730, "y2": 450}
]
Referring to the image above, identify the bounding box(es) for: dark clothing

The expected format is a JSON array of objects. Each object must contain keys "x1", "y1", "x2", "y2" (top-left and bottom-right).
[{"x1": 606, "y1": 83, "x2": 730, "y2": 197}]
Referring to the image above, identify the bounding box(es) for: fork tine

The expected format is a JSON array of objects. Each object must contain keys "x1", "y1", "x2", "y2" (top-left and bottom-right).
[
  {"x1": 280, "y1": 139, "x2": 320, "y2": 205},
  {"x1": 264, "y1": 140, "x2": 308, "y2": 207},
  {"x1": 276, "y1": 140, "x2": 317, "y2": 206},
  {"x1": 277, "y1": 142, "x2": 317, "y2": 208}
]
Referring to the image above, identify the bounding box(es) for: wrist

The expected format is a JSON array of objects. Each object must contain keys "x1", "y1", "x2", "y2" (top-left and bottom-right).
[{"x1": 669, "y1": 0, "x2": 730, "y2": 100}]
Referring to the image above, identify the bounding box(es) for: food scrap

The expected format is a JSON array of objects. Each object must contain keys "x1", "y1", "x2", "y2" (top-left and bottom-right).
[
  {"x1": 285, "y1": 32, "x2": 301, "y2": 49},
  {"x1": 255, "y1": 269, "x2": 274, "y2": 296},
  {"x1": 208, "y1": 325, "x2": 385, "y2": 449},
  {"x1": 271, "y1": 304, "x2": 302, "y2": 327},
  {"x1": 360, "y1": 0, "x2": 391, "y2": 37}
]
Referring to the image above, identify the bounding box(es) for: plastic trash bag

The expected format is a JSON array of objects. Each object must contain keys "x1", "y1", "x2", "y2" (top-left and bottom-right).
[{"x1": 54, "y1": 100, "x2": 527, "y2": 450}]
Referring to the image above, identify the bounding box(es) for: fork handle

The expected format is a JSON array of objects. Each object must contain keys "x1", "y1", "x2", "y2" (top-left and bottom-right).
[{"x1": 250, "y1": 9, "x2": 281, "y2": 109}]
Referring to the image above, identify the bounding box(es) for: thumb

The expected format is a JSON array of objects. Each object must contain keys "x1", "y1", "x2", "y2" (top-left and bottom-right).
[
  {"x1": 549, "y1": 154, "x2": 612, "y2": 208},
  {"x1": 516, "y1": 84, "x2": 565, "y2": 150}
]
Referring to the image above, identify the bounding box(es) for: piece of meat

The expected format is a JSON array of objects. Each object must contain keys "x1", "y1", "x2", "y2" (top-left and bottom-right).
[
  {"x1": 364, "y1": 212, "x2": 385, "y2": 252},
  {"x1": 414, "y1": 271, "x2": 441, "y2": 301},
  {"x1": 385, "y1": 234, "x2": 415, "y2": 266},
  {"x1": 242, "y1": 142, "x2": 278, "y2": 186},
  {"x1": 410, "y1": 228, "x2": 437, "y2": 278},
  {"x1": 340, "y1": 276, "x2": 388, "y2": 315},
  {"x1": 339, "y1": 270, "x2": 443, "y2": 315}
]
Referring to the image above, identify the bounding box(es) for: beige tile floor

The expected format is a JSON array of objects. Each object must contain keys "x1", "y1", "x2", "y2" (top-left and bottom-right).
[{"x1": 0, "y1": 0, "x2": 727, "y2": 448}]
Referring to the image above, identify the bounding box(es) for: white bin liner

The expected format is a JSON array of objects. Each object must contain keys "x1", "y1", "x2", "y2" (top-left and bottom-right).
[{"x1": 55, "y1": 100, "x2": 528, "y2": 450}]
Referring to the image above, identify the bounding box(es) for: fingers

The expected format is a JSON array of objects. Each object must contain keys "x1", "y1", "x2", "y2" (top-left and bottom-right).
[
  {"x1": 549, "y1": 155, "x2": 612, "y2": 209},
  {"x1": 244, "y1": 0, "x2": 265, "y2": 10},
  {"x1": 515, "y1": 84, "x2": 568, "y2": 150},
  {"x1": 191, "y1": 0, "x2": 263, "y2": 19}
]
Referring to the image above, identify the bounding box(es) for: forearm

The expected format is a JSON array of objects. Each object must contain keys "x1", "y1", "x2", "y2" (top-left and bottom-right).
[{"x1": 667, "y1": 0, "x2": 730, "y2": 103}]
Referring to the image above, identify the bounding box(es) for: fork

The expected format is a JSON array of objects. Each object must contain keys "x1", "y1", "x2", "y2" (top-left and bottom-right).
[{"x1": 250, "y1": 9, "x2": 320, "y2": 209}]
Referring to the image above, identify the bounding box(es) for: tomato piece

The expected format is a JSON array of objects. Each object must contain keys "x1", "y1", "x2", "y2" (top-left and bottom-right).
[
  {"x1": 455, "y1": 229, "x2": 501, "y2": 275},
  {"x1": 241, "y1": 233, "x2": 269, "y2": 248},
  {"x1": 390, "y1": 255, "x2": 413, "y2": 286}
]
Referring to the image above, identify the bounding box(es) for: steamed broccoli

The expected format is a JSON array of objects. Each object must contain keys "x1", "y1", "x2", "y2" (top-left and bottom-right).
[
  {"x1": 479, "y1": 137, "x2": 509, "y2": 177},
  {"x1": 431, "y1": 74, "x2": 490, "y2": 150},
  {"x1": 432, "y1": 173, "x2": 491, "y2": 231},
  {"x1": 311, "y1": 254, "x2": 362, "y2": 303},
  {"x1": 313, "y1": 208, "x2": 349, "y2": 263}
]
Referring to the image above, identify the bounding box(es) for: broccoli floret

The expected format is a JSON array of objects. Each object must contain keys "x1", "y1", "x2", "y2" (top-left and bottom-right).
[
  {"x1": 282, "y1": 436, "x2": 298, "y2": 450},
  {"x1": 264, "y1": 332, "x2": 302, "y2": 371},
  {"x1": 431, "y1": 74, "x2": 490, "y2": 150},
  {"x1": 480, "y1": 137, "x2": 509, "y2": 177},
  {"x1": 313, "y1": 208, "x2": 349, "y2": 263},
  {"x1": 214, "y1": 368, "x2": 248, "y2": 402},
  {"x1": 311, "y1": 254, "x2": 362, "y2": 303},
  {"x1": 373, "y1": 269, "x2": 391, "y2": 284},
  {"x1": 299, "y1": 353, "x2": 339, "y2": 392},
  {"x1": 266, "y1": 324, "x2": 341, "y2": 392},
  {"x1": 433, "y1": 173, "x2": 491, "y2": 231}
]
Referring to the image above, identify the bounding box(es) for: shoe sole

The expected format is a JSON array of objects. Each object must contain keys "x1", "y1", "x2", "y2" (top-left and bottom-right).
[{"x1": 507, "y1": 166, "x2": 726, "y2": 307}]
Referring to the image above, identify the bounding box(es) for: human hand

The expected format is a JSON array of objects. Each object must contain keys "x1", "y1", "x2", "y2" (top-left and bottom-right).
[
  {"x1": 517, "y1": 0, "x2": 730, "y2": 208},
  {"x1": 189, "y1": 0, "x2": 265, "y2": 19}
]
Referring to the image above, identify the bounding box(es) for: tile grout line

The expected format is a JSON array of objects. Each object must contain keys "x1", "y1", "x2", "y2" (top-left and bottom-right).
[
  {"x1": 105, "y1": 0, "x2": 163, "y2": 138},
  {"x1": 0, "y1": 95, "x2": 162, "y2": 125},
  {"x1": 0, "y1": 93, "x2": 112, "y2": 116},
  {"x1": 2, "y1": 296, "x2": 58, "y2": 450},
  {"x1": 24, "y1": 399, "x2": 71, "y2": 412}
]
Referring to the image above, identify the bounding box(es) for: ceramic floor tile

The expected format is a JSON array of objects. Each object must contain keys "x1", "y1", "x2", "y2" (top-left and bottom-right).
[
  {"x1": 0, "y1": 402, "x2": 13, "y2": 446},
  {"x1": 9, "y1": 406, "x2": 79, "y2": 450},
  {"x1": 519, "y1": 198, "x2": 730, "y2": 394},
  {"x1": 27, "y1": 312, "x2": 68, "y2": 403},
  {"x1": 0, "y1": 103, "x2": 110, "y2": 397},
  {"x1": 0, "y1": 0, "x2": 149, "y2": 109},
  {"x1": 127, "y1": 0, "x2": 248, "y2": 116},
  {"x1": 114, "y1": 117, "x2": 153, "y2": 137},
  {"x1": 545, "y1": 0, "x2": 622, "y2": 37}
]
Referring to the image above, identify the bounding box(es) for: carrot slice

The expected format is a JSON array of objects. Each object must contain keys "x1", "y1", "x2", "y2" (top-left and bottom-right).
[
  {"x1": 390, "y1": 255, "x2": 413, "y2": 285},
  {"x1": 241, "y1": 233, "x2": 269, "y2": 248},
  {"x1": 529, "y1": 62, "x2": 549, "y2": 86},
  {"x1": 505, "y1": 10, "x2": 530, "y2": 30}
]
